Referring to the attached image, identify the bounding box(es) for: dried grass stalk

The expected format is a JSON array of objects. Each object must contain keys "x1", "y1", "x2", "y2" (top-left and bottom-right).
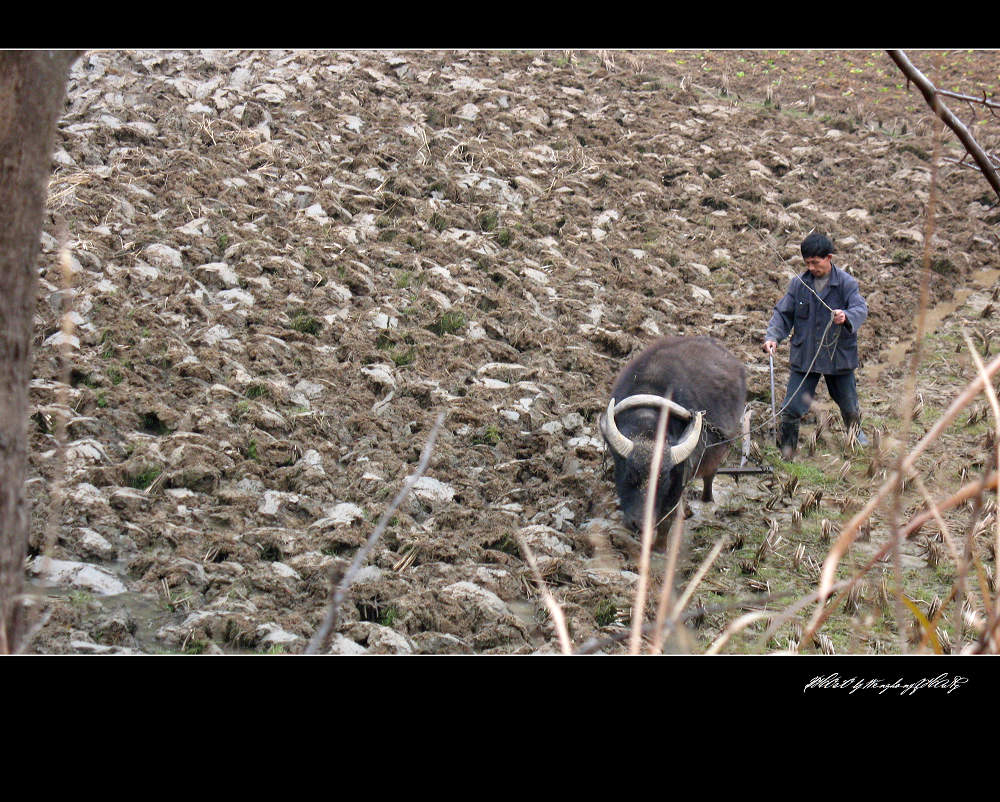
[
  {"x1": 629, "y1": 402, "x2": 671, "y2": 655},
  {"x1": 813, "y1": 349, "x2": 1000, "y2": 616},
  {"x1": 517, "y1": 535, "x2": 573, "y2": 655},
  {"x1": 649, "y1": 495, "x2": 685, "y2": 654}
]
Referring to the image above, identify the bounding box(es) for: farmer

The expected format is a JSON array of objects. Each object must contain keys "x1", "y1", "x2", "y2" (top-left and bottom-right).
[{"x1": 763, "y1": 232, "x2": 869, "y2": 460}]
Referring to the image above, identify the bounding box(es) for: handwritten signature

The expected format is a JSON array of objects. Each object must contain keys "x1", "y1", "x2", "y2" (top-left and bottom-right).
[{"x1": 804, "y1": 672, "x2": 968, "y2": 695}]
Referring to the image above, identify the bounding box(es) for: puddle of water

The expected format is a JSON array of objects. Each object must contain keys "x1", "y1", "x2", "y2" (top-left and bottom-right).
[
  {"x1": 26, "y1": 574, "x2": 184, "y2": 654},
  {"x1": 879, "y1": 266, "x2": 997, "y2": 374},
  {"x1": 101, "y1": 591, "x2": 182, "y2": 652},
  {"x1": 972, "y1": 267, "x2": 1000, "y2": 288}
]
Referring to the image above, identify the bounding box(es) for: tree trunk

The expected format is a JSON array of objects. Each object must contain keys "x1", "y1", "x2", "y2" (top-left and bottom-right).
[{"x1": 0, "y1": 50, "x2": 79, "y2": 653}]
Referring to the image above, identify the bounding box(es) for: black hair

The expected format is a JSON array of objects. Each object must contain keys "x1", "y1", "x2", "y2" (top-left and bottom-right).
[{"x1": 800, "y1": 232, "x2": 834, "y2": 259}]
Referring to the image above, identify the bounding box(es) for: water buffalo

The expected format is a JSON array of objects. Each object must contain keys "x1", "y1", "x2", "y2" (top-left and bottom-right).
[{"x1": 599, "y1": 336, "x2": 746, "y2": 534}]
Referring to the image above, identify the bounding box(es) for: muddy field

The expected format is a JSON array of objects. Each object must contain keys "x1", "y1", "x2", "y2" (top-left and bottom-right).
[{"x1": 24, "y1": 49, "x2": 1000, "y2": 654}]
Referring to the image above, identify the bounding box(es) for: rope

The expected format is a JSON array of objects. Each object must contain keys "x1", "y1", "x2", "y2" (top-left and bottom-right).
[
  {"x1": 746, "y1": 220, "x2": 846, "y2": 435},
  {"x1": 633, "y1": 300, "x2": 845, "y2": 531},
  {"x1": 628, "y1": 224, "x2": 851, "y2": 530},
  {"x1": 748, "y1": 220, "x2": 836, "y2": 313},
  {"x1": 619, "y1": 311, "x2": 841, "y2": 517},
  {"x1": 680, "y1": 313, "x2": 841, "y2": 459}
]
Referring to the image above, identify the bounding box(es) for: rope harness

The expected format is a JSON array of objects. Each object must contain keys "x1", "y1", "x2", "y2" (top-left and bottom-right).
[
  {"x1": 619, "y1": 228, "x2": 849, "y2": 531},
  {"x1": 660, "y1": 312, "x2": 841, "y2": 469}
]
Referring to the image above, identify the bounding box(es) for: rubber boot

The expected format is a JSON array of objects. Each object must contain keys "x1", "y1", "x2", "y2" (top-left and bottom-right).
[
  {"x1": 844, "y1": 415, "x2": 868, "y2": 447},
  {"x1": 778, "y1": 419, "x2": 800, "y2": 461}
]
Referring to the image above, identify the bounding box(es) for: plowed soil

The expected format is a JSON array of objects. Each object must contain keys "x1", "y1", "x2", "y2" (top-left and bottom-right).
[{"x1": 24, "y1": 49, "x2": 1000, "y2": 654}]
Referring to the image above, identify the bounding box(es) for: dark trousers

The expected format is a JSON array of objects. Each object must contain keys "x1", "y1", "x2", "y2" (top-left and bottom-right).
[{"x1": 779, "y1": 370, "x2": 860, "y2": 447}]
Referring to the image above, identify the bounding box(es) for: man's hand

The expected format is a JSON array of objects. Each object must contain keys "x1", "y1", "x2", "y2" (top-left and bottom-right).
[
  {"x1": 763, "y1": 340, "x2": 777, "y2": 355},
  {"x1": 832, "y1": 309, "x2": 847, "y2": 325}
]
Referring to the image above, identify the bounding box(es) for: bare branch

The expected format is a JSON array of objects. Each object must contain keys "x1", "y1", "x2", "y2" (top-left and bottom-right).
[
  {"x1": 942, "y1": 156, "x2": 1000, "y2": 178},
  {"x1": 305, "y1": 412, "x2": 445, "y2": 655},
  {"x1": 935, "y1": 87, "x2": 1000, "y2": 113},
  {"x1": 887, "y1": 50, "x2": 1000, "y2": 201}
]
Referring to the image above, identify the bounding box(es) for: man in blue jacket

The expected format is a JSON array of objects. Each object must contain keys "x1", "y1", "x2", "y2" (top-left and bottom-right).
[{"x1": 763, "y1": 232, "x2": 869, "y2": 460}]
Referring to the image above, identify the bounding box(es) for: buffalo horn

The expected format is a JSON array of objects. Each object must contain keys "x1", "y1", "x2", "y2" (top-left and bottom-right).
[
  {"x1": 600, "y1": 397, "x2": 634, "y2": 458},
  {"x1": 613, "y1": 394, "x2": 692, "y2": 420},
  {"x1": 669, "y1": 411, "x2": 704, "y2": 464}
]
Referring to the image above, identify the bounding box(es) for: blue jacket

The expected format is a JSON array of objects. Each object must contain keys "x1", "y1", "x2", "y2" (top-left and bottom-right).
[{"x1": 765, "y1": 264, "x2": 868, "y2": 375}]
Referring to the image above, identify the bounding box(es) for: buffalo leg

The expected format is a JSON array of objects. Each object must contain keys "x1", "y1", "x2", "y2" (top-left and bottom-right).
[{"x1": 702, "y1": 475, "x2": 714, "y2": 502}]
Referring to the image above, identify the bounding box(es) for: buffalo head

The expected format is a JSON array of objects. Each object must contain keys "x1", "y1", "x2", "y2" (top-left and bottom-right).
[{"x1": 599, "y1": 394, "x2": 704, "y2": 533}]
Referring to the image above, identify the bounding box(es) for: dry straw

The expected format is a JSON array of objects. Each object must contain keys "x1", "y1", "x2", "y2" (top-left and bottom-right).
[
  {"x1": 628, "y1": 400, "x2": 672, "y2": 654},
  {"x1": 516, "y1": 533, "x2": 573, "y2": 654}
]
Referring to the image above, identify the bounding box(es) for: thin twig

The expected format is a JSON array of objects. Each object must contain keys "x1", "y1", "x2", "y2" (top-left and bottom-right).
[
  {"x1": 516, "y1": 536, "x2": 573, "y2": 655},
  {"x1": 935, "y1": 87, "x2": 1000, "y2": 113},
  {"x1": 575, "y1": 588, "x2": 806, "y2": 655},
  {"x1": 807, "y1": 350, "x2": 1000, "y2": 643},
  {"x1": 629, "y1": 402, "x2": 671, "y2": 654},
  {"x1": 963, "y1": 331, "x2": 1000, "y2": 598},
  {"x1": 963, "y1": 332, "x2": 1000, "y2": 649},
  {"x1": 650, "y1": 497, "x2": 685, "y2": 654},
  {"x1": 672, "y1": 536, "x2": 726, "y2": 621},
  {"x1": 13, "y1": 599, "x2": 54, "y2": 655},
  {"x1": 706, "y1": 610, "x2": 774, "y2": 655},
  {"x1": 910, "y1": 472, "x2": 959, "y2": 564},
  {"x1": 899, "y1": 471, "x2": 998, "y2": 541},
  {"x1": 19, "y1": 235, "x2": 76, "y2": 655},
  {"x1": 803, "y1": 471, "x2": 999, "y2": 645},
  {"x1": 757, "y1": 580, "x2": 852, "y2": 651},
  {"x1": 888, "y1": 101, "x2": 941, "y2": 651},
  {"x1": 305, "y1": 412, "x2": 445, "y2": 655}
]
